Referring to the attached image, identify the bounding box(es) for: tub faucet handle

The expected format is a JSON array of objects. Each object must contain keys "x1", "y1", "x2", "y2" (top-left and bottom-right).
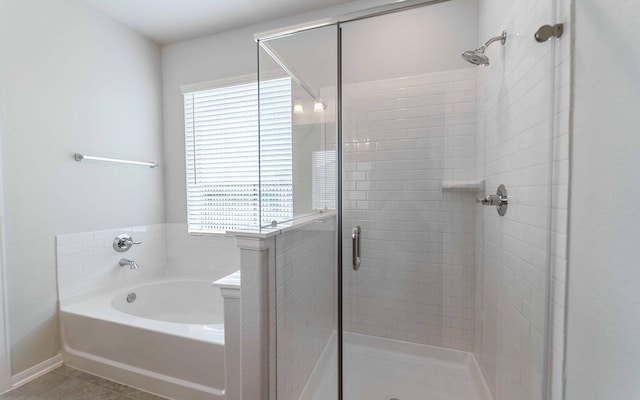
[{"x1": 113, "y1": 234, "x2": 142, "y2": 252}]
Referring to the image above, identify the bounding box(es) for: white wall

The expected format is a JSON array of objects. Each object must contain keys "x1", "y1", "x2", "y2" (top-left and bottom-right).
[
  {"x1": 342, "y1": 0, "x2": 478, "y2": 85},
  {"x1": 0, "y1": 0, "x2": 163, "y2": 374},
  {"x1": 565, "y1": 1, "x2": 640, "y2": 399}
]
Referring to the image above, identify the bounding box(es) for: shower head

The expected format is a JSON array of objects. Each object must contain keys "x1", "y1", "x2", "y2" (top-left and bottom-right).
[
  {"x1": 462, "y1": 48, "x2": 490, "y2": 66},
  {"x1": 461, "y1": 30, "x2": 507, "y2": 66}
]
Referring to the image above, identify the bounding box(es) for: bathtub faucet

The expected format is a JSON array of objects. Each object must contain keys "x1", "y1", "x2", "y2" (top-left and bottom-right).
[{"x1": 119, "y1": 258, "x2": 139, "y2": 270}]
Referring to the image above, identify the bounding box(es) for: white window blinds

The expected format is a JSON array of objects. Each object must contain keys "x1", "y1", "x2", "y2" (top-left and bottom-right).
[
  {"x1": 312, "y1": 150, "x2": 336, "y2": 210},
  {"x1": 258, "y1": 78, "x2": 294, "y2": 226},
  {"x1": 184, "y1": 77, "x2": 292, "y2": 232}
]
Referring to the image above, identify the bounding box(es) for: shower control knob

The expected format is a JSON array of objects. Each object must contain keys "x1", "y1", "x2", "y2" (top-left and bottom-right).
[
  {"x1": 476, "y1": 194, "x2": 505, "y2": 206},
  {"x1": 476, "y1": 184, "x2": 508, "y2": 216},
  {"x1": 476, "y1": 195, "x2": 488, "y2": 205}
]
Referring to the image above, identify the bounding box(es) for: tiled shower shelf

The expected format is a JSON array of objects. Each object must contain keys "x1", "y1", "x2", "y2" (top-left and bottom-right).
[{"x1": 441, "y1": 179, "x2": 485, "y2": 192}]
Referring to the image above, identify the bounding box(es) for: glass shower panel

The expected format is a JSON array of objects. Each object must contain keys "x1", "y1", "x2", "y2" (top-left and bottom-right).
[
  {"x1": 258, "y1": 25, "x2": 339, "y2": 400},
  {"x1": 258, "y1": 27, "x2": 338, "y2": 229}
]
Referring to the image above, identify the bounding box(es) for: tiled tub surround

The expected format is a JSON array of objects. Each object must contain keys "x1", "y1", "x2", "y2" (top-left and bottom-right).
[
  {"x1": 342, "y1": 68, "x2": 478, "y2": 352},
  {"x1": 56, "y1": 224, "x2": 167, "y2": 301},
  {"x1": 473, "y1": 0, "x2": 570, "y2": 399},
  {"x1": 165, "y1": 223, "x2": 240, "y2": 279},
  {"x1": 56, "y1": 223, "x2": 241, "y2": 301}
]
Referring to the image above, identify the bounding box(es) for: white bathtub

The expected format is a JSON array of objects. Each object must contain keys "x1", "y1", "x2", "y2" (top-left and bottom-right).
[{"x1": 60, "y1": 279, "x2": 225, "y2": 400}]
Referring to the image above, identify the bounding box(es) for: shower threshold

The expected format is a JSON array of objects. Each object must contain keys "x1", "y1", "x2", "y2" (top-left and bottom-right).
[{"x1": 301, "y1": 333, "x2": 492, "y2": 400}]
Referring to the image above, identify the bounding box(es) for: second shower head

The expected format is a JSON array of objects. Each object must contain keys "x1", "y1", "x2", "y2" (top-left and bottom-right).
[{"x1": 461, "y1": 30, "x2": 507, "y2": 66}]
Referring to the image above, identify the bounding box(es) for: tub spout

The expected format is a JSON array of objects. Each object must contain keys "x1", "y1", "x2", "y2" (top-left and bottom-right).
[{"x1": 119, "y1": 258, "x2": 139, "y2": 269}]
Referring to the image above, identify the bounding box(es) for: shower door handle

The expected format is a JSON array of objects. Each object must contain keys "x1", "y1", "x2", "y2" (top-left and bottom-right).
[{"x1": 352, "y1": 226, "x2": 361, "y2": 271}]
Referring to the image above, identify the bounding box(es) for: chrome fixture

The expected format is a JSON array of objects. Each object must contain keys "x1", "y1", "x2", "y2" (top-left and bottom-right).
[
  {"x1": 476, "y1": 184, "x2": 508, "y2": 216},
  {"x1": 461, "y1": 30, "x2": 507, "y2": 66},
  {"x1": 126, "y1": 293, "x2": 137, "y2": 303},
  {"x1": 256, "y1": 0, "x2": 458, "y2": 42},
  {"x1": 113, "y1": 234, "x2": 141, "y2": 252},
  {"x1": 535, "y1": 24, "x2": 564, "y2": 42},
  {"x1": 119, "y1": 258, "x2": 139, "y2": 269},
  {"x1": 352, "y1": 226, "x2": 361, "y2": 271},
  {"x1": 74, "y1": 153, "x2": 158, "y2": 168}
]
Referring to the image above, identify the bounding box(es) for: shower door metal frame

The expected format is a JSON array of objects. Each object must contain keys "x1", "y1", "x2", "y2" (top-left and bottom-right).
[
  {"x1": 336, "y1": 24, "x2": 344, "y2": 399},
  {"x1": 255, "y1": 0, "x2": 452, "y2": 42},
  {"x1": 256, "y1": 0, "x2": 558, "y2": 398}
]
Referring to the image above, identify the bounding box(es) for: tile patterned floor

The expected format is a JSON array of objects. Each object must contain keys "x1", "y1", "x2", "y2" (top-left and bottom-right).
[{"x1": 0, "y1": 365, "x2": 169, "y2": 400}]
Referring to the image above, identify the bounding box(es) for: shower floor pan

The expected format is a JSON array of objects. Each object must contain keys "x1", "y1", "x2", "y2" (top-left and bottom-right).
[
  {"x1": 344, "y1": 333, "x2": 492, "y2": 400},
  {"x1": 303, "y1": 333, "x2": 492, "y2": 400}
]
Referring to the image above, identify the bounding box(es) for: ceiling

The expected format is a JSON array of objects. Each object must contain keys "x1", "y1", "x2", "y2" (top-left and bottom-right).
[{"x1": 81, "y1": 0, "x2": 361, "y2": 45}]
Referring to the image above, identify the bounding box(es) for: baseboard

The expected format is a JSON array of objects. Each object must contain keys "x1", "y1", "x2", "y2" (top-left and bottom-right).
[{"x1": 10, "y1": 354, "x2": 63, "y2": 389}]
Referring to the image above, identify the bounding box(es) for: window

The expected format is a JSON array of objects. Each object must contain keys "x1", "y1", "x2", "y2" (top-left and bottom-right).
[{"x1": 183, "y1": 77, "x2": 293, "y2": 233}]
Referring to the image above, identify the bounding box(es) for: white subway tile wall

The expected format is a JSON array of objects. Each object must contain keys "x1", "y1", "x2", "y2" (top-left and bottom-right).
[
  {"x1": 342, "y1": 68, "x2": 479, "y2": 352},
  {"x1": 56, "y1": 223, "x2": 240, "y2": 301},
  {"x1": 56, "y1": 224, "x2": 167, "y2": 300},
  {"x1": 165, "y1": 223, "x2": 240, "y2": 278},
  {"x1": 274, "y1": 220, "x2": 337, "y2": 400},
  {"x1": 473, "y1": 0, "x2": 570, "y2": 399}
]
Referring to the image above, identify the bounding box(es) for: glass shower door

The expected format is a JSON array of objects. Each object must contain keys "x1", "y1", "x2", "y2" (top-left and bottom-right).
[
  {"x1": 340, "y1": 1, "x2": 558, "y2": 400},
  {"x1": 340, "y1": 6, "x2": 478, "y2": 398}
]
